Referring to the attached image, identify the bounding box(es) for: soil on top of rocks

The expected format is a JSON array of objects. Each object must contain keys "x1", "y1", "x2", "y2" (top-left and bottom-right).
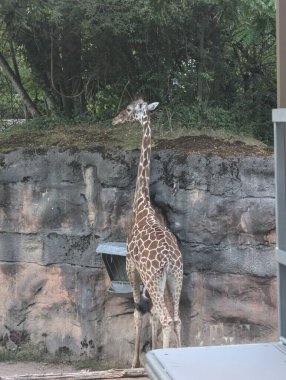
[
  {"x1": 0, "y1": 121, "x2": 273, "y2": 157},
  {"x1": 155, "y1": 135, "x2": 273, "y2": 157}
]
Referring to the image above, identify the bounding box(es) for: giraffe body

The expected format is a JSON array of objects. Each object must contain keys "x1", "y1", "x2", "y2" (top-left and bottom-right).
[{"x1": 112, "y1": 98, "x2": 183, "y2": 368}]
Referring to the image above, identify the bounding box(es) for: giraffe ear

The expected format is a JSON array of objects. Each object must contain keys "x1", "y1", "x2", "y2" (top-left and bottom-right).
[{"x1": 147, "y1": 102, "x2": 159, "y2": 111}]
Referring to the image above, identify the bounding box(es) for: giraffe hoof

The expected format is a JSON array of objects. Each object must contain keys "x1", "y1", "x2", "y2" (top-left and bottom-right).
[{"x1": 132, "y1": 359, "x2": 141, "y2": 368}]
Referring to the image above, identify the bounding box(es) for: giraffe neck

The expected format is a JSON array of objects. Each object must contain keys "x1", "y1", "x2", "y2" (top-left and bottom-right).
[{"x1": 133, "y1": 112, "x2": 151, "y2": 212}]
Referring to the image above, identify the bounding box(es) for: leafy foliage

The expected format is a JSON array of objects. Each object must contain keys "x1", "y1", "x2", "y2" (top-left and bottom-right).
[{"x1": 0, "y1": 0, "x2": 276, "y2": 144}]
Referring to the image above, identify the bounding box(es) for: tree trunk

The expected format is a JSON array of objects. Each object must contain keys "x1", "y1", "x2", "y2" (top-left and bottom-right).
[
  {"x1": 61, "y1": 19, "x2": 86, "y2": 116},
  {"x1": 9, "y1": 42, "x2": 29, "y2": 118},
  {"x1": 0, "y1": 50, "x2": 41, "y2": 117},
  {"x1": 197, "y1": 16, "x2": 207, "y2": 104}
]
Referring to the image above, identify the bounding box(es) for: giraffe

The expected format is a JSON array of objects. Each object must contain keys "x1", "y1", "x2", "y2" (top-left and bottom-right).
[{"x1": 112, "y1": 98, "x2": 183, "y2": 368}]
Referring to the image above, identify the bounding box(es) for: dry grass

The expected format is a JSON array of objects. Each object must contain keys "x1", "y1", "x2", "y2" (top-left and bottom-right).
[{"x1": 0, "y1": 118, "x2": 270, "y2": 155}]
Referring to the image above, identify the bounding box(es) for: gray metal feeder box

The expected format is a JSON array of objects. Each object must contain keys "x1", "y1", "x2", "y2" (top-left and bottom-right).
[{"x1": 96, "y1": 242, "x2": 133, "y2": 297}]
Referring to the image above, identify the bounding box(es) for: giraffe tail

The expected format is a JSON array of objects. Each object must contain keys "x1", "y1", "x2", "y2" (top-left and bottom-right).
[{"x1": 134, "y1": 286, "x2": 152, "y2": 315}]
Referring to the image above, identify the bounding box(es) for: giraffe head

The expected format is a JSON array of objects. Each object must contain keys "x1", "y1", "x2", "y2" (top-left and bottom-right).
[{"x1": 112, "y1": 98, "x2": 159, "y2": 126}]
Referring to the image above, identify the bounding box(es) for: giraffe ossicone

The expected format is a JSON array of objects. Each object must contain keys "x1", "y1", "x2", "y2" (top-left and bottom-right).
[{"x1": 112, "y1": 98, "x2": 183, "y2": 368}]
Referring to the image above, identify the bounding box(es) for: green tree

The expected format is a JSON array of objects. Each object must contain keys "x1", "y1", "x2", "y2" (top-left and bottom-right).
[{"x1": 0, "y1": 0, "x2": 276, "y2": 143}]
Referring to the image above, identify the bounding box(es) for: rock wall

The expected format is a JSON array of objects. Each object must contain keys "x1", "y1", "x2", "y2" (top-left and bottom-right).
[{"x1": 0, "y1": 148, "x2": 277, "y2": 365}]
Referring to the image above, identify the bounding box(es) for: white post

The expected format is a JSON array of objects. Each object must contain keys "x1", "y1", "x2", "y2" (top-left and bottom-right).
[{"x1": 273, "y1": 108, "x2": 286, "y2": 344}]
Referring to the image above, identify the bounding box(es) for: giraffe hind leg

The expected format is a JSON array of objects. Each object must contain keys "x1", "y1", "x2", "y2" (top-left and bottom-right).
[
  {"x1": 166, "y1": 273, "x2": 183, "y2": 347},
  {"x1": 147, "y1": 271, "x2": 172, "y2": 349},
  {"x1": 150, "y1": 310, "x2": 159, "y2": 350}
]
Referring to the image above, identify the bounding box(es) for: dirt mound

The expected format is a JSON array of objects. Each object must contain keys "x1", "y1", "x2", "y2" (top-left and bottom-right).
[{"x1": 155, "y1": 135, "x2": 273, "y2": 157}]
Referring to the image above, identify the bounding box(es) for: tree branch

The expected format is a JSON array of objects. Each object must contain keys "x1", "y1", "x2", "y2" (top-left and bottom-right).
[{"x1": 0, "y1": 49, "x2": 40, "y2": 118}]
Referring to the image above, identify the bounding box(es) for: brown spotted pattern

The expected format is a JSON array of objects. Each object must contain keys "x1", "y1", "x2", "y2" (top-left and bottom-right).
[{"x1": 112, "y1": 98, "x2": 183, "y2": 368}]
